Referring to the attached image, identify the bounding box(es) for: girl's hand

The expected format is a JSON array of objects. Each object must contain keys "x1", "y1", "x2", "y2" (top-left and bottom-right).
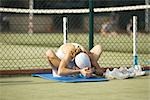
[{"x1": 80, "y1": 67, "x2": 93, "y2": 78}]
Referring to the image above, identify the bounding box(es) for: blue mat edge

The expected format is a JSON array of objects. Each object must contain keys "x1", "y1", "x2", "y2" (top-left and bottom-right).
[{"x1": 32, "y1": 73, "x2": 109, "y2": 83}]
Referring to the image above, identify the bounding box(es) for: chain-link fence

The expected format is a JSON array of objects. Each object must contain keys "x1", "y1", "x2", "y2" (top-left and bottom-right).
[{"x1": 0, "y1": 0, "x2": 150, "y2": 74}]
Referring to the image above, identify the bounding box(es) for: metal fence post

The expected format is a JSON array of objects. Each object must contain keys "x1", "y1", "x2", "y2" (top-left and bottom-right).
[{"x1": 89, "y1": 0, "x2": 94, "y2": 50}]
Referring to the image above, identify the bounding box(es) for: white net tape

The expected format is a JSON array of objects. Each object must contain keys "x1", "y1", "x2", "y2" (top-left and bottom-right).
[
  {"x1": 0, "y1": 5, "x2": 150, "y2": 14},
  {"x1": 94, "y1": 5, "x2": 150, "y2": 13}
]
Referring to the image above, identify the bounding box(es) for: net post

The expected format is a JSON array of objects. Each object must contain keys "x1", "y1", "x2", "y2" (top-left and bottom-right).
[
  {"x1": 28, "y1": 0, "x2": 34, "y2": 34},
  {"x1": 89, "y1": 0, "x2": 94, "y2": 50},
  {"x1": 133, "y1": 16, "x2": 140, "y2": 69},
  {"x1": 63, "y1": 17, "x2": 68, "y2": 44},
  {"x1": 145, "y1": 0, "x2": 150, "y2": 32},
  {"x1": 0, "y1": 1, "x2": 1, "y2": 32}
]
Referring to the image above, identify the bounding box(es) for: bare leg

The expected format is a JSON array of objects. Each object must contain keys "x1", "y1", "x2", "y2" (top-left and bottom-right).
[
  {"x1": 45, "y1": 50, "x2": 61, "y2": 71},
  {"x1": 89, "y1": 45, "x2": 104, "y2": 75},
  {"x1": 90, "y1": 45, "x2": 102, "y2": 61}
]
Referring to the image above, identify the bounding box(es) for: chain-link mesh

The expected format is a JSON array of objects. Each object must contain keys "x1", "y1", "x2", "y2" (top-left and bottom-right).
[{"x1": 0, "y1": 0, "x2": 150, "y2": 73}]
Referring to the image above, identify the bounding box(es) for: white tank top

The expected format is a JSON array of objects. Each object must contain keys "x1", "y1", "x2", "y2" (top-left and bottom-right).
[{"x1": 55, "y1": 43, "x2": 83, "y2": 68}]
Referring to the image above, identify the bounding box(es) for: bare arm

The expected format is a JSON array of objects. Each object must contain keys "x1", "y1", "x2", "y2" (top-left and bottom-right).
[
  {"x1": 57, "y1": 50, "x2": 93, "y2": 77},
  {"x1": 57, "y1": 52, "x2": 80, "y2": 76},
  {"x1": 81, "y1": 49, "x2": 105, "y2": 76},
  {"x1": 90, "y1": 55, "x2": 105, "y2": 76},
  {"x1": 79, "y1": 44, "x2": 104, "y2": 76}
]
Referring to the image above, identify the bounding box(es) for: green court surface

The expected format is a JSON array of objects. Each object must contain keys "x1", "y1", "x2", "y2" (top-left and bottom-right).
[{"x1": 0, "y1": 75, "x2": 150, "y2": 100}]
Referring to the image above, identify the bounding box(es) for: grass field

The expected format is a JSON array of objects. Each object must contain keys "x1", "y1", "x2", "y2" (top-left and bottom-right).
[
  {"x1": 0, "y1": 75, "x2": 149, "y2": 100},
  {"x1": 0, "y1": 33, "x2": 149, "y2": 53},
  {"x1": 0, "y1": 33, "x2": 150, "y2": 70}
]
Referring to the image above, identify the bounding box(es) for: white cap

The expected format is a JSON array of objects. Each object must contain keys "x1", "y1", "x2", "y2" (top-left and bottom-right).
[{"x1": 75, "y1": 52, "x2": 91, "y2": 69}]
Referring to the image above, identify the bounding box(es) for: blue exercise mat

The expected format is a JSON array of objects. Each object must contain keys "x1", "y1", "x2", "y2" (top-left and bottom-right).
[{"x1": 32, "y1": 73, "x2": 109, "y2": 83}]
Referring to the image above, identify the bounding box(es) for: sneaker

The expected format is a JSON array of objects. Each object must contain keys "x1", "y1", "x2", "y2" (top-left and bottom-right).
[
  {"x1": 135, "y1": 70, "x2": 145, "y2": 76},
  {"x1": 134, "y1": 65, "x2": 142, "y2": 70},
  {"x1": 119, "y1": 67, "x2": 135, "y2": 78},
  {"x1": 128, "y1": 66, "x2": 145, "y2": 77},
  {"x1": 111, "y1": 68, "x2": 129, "y2": 79},
  {"x1": 105, "y1": 69, "x2": 115, "y2": 80},
  {"x1": 119, "y1": 67, "x2": 129, "y2": 75},
  {"x1": 128, "y1": 71, "x2": 136, "y2": 78}
]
